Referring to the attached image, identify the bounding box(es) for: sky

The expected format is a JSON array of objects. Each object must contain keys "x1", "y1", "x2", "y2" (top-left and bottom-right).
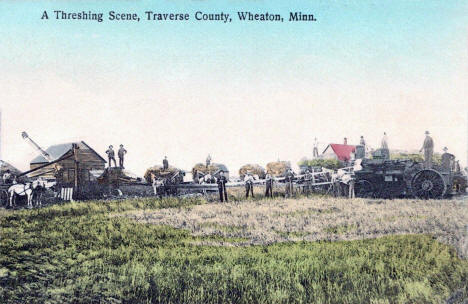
[{"x1": 0, "y1": 0, "x2": 467, "y2": 176}]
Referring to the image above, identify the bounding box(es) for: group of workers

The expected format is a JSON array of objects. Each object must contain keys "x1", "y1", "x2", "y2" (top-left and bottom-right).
[
  {"x1": 338, "y1": 130, "x2": 451, "y2": 171},
  {"x1": 102, "y1": 130, "x2": 463, "y2": 202},
  {"x1": 105, "y1": 145, "x2": 127, "y2": 169},
  {"x1": 219, "y1": 168, "x2": 297, "y2": 202}
]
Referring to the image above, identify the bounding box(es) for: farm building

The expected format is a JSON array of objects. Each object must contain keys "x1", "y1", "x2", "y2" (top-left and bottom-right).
[
  {"x1": 321, "y1": 143, "x2": 356, "y2": 162},
  {"x1": 29, "y1": 141, "x2": 106, "y2": 185},
  {"x1": 0, "y1": 160, "x2": 21, "y2": 175}
]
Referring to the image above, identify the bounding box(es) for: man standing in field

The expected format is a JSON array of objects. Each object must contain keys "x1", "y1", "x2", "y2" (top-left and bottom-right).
[
  {"x1": 217, "y1": 170, "x2": 228, "y2": 202},
  {"x1": 419, "y1": 131, "x2": 434, "y2": 169},
  {"x1": 265, "y1": 173, "x2": 273, "y2": 197},
  {"x1": 118, "y1": 144, "x2": 127, "y2": 169},
  {"x1": 105, "y1": 145, "x2": 117, "y2": 168},
  {"x1": 285, "y1": 169, "x2": 295, "y2": 198},
  {"x1": 163, "y1": 156, "x2": 169, "y2": 170},
  {"x1": 244, "y1": 172, "x2": 254, "y2": 198},
  {"x1": 303, "y1": 169, "x2": 312, "y2": 195},
  {"x1": 150, "y1": 172, "x2": 162, "y2": 197}
]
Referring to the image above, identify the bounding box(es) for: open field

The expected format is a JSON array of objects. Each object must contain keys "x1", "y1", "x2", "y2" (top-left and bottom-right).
[
  {"x1": 121, "y1": 197, "x2": 468, "y2": 257},
  {"x1": 1, "y1": 196, "x2": 467, "y2": 303}
]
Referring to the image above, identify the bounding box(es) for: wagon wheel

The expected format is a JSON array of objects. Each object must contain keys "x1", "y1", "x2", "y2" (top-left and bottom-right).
[
  {"x1": 411, "y1": 169, "x2": 446, "y2": 199},
  {"x1": 0, "y1": 190, "x2": 9, "y2": 208},
  {"x1": 355, "y1": 180, "x2": 374, "y2": 198}
]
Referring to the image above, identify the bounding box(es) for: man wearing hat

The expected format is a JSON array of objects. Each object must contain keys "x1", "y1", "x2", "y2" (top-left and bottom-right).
[
  {"x1": 440, "y1": 147, "x2": 454, "y2": 171},
  {"x1": 118, "y1": 144, "x2": 127, "y2": 168},
  {"x1": 244, "y1": 172, "x2": 254, "y2": 198},
  {"x1": 105, "y1": 145, "x2": 117, "y2": 168},
  {"x1": 284, "y1": 168, "x2": 295, "y2": 198},
  {"x1": 265, "y1": 173, "x2": 273, "y2": 197},
  {"x1": 313, "y1": 138, "x2": 319, "y2": 158},
  {"x1": 420, "y1": 131, "x2": 434, "y2": 169},
  {"x1": 206, "y1": 154, "x2": 211, "y2": 168},
  {"x1": 217, "y1": 170, "x2": 228, "y2": 202}
]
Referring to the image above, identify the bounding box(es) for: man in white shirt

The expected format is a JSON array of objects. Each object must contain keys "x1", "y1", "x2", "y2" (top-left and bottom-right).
[{"x1": 244, "y1": 172, "x2": 254, "y2": 198}]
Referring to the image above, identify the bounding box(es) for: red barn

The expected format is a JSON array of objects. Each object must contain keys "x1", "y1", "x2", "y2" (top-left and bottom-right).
[{"x1": 321, "y1": 144, "x2": 356, "y2": 162}]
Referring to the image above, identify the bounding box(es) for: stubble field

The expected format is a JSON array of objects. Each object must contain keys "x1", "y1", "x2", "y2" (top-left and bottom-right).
[{"x1": 1, "y1": 194, "x2": 467, "y2": 303}]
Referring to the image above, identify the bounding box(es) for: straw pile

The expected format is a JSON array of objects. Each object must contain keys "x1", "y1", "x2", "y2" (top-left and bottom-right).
[
  {"x1": 144, "y1": 165, "x2": 180, "y2": 183},
  {"x1": 239, "y1": 164, "x2": 266, "y2": 179},
  {"x1": 266, "y1": 161, "x2": 291, "y2": 177}
]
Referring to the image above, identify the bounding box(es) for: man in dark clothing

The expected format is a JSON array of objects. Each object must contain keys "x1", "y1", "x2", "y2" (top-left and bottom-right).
[
  {"x1": 163, "y1": 156, "x2": 169, "y2": 170},
  {"x1": 265, "y1": 173, "x2": 273, "y2": 197},
  {"x1": 359, "y1": 136, "x2": 366, "y2": 154},
  {"x1": 359, "y1": 136, "x2": 366, "y2": 146},
  {"x1": 303, "y1": 169, "x2": 312, "y2": 195},
  {"x1": 244, "y1": 172, "x2": 254, "y2": 198},
  {"x1": 118, "y1": 144, "x2": 127, "y2": 168},
  {"x1": 419, "y1": 131, "x2": 434, "y2": 169},
  {"x1": 440, "y1": 147, "x2": 454, "y2": 171},
  {"x1": 105, "y1": 145, "x2": 117, "y2": 168},
  {"x1": 217, "y1": 170, "x2": 228, "y2": 202},
  {"x1": 206, "y1": 154, "x2": 211, "y2": 168}
]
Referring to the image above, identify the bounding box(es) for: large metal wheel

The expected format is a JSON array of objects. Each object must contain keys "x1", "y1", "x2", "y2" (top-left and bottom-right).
[
  {"x1": 355, "y1": 180, "x2": 374, "y2": 198},
  {"x1": 411, "y1": 169, "x2": 446, "y2": 199}
]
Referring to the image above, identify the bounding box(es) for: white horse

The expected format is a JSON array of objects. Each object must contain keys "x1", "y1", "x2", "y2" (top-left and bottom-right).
[{"x1": 8, "y1": 179, "x2": 53, "y2": 208}]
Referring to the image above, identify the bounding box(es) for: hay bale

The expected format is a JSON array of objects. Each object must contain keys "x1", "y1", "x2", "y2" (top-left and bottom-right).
[
  {"x1": 239, "y1": 164, "x2": 266, "y2": 179},
  {"x1": 144, "y1": 165, "x2": 180, "y2": 183},
  {"x1": 266, "y1": 161, "x2": 291, "y2": 177},
  {"x1": 192, "y1": 163, "x2": 229, "y2": 181}
]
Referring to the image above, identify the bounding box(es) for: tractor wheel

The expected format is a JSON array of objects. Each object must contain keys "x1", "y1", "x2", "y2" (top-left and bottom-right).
[
  {"x1": 411, "y1": 169, "x2": 446, "y2": 199},
  {"x1": 355, "y1": 180, "x2": 374, "y2": 198}
]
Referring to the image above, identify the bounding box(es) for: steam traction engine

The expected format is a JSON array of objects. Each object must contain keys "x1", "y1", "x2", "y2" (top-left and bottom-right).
[{"x1": 353, "y1": 158, "x2": 458, "y2": 199}]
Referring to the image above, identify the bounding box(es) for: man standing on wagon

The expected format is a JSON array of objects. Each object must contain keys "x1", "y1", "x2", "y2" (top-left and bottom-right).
[
  {"x1": 118, "y1": 144, "x2": 127, "y2": 169},
  {"x1": 419, "y1": 131, "x2": 434, "y2": 169},
  {"x1": 105, "y1": 145, "x2": 117, "y2": 168}
]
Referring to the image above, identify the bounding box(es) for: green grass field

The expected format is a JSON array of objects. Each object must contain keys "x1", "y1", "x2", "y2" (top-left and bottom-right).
[{"x1": 1, "y1": 197, "x2": 467, "y2": 304}]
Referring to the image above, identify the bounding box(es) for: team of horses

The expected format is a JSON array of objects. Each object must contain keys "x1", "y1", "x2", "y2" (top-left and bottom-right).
[{"x1": 7, "y1": 179, "x2": 56, "y2": 208}]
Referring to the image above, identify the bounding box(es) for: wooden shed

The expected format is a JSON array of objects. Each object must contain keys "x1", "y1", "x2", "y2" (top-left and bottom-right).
[{"x1": 29, "y1": 141, "x2": 106, "y2": 186}]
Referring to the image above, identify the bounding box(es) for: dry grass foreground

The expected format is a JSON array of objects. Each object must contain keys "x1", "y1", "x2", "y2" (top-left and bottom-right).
[{"x1": 120, "y1": 197, "x2": 468, "y2": 257}]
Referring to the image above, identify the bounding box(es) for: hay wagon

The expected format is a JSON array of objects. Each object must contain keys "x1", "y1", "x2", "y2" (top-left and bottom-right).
[{"x1": 353, "y1": 158, "x2": 463, "y2": 199}]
